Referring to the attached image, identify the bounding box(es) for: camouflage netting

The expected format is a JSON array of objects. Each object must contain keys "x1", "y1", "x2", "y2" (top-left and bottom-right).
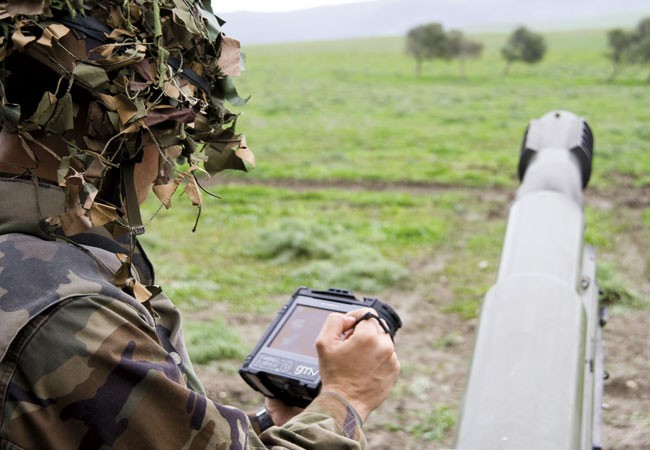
[{"x1": 0, "y1": 0, "x2": 253, "y2": 236}]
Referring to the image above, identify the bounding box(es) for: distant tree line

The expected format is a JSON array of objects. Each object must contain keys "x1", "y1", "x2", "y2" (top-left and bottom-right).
[
  {"x1": 406, "y1": 23, "x2": 546, "y2": 77},
  {"x1": 407, "y1": 19, "x2": 650, "y2": 83},
  {"x1": 607, "y1": 17, "x2": 650, "y2": 82}
]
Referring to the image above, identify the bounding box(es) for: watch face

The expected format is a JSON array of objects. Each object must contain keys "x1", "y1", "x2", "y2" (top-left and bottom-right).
[{"x1": 256, "y1": 408, "x2": 274, "y2": 430}]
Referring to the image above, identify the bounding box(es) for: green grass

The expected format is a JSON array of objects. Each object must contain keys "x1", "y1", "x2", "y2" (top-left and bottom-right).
[
  {"x1": 140, "y1": 185, "x2": 462, "y2": 312},
  {"x1": 597, "y1": 263, "x2": 644, "y2": 311},
  {"x1": 227, "y1": 29, "x2": 650, "y2": 188},
  {"x1": 183, "y1": 319, "x2": 249, "y2": 364},
  {"x1": 252, "y1": 217, "x2": 409, "y2": 291},
  {"x1": 409, "y1": 404, "x2": 457, "y2": 441}
]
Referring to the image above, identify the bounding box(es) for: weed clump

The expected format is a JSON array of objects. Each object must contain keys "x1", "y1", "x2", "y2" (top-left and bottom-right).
[
  {"x1": 252, "y1": 218, "x2": 407, "y2": 293},
  {"x1": 597, "y1": 263, "x2": 645, "y2": 310}
]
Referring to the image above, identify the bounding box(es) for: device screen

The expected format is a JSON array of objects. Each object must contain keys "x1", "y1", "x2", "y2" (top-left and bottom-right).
[{"x1": 269, "y1": 305, "x2": 334, "y2": 358}]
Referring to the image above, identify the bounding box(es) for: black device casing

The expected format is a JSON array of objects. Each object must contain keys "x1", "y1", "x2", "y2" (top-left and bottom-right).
[{"x1": 239, "y1": 287, "x2": 401, "y2": 407}]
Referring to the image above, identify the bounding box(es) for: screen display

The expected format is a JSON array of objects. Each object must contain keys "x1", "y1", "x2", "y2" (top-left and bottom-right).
[{"x1": 269, "y1": 305, "x2": 334, "y2": 358}]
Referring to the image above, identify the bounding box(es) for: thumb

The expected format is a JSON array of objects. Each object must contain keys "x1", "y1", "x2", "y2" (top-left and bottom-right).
[
  {"x1": 341, "y1": 315, "x2": 357, "y2": 333},
  {"x1": 318, "y1": 313, "x2": 358, "y2": 344},
  {"x1": 319, "y1": 313, "x2": 348, "y2": 339}
]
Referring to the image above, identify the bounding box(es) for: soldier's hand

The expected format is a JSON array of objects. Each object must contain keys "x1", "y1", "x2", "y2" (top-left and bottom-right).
[{"x1": 315, "y1": 308, "x2": 400, "y2": 422}]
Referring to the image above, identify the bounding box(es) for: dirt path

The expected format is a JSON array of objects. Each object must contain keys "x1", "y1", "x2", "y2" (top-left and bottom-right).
[
  {"x1": 217, "y1": 176, "x2": 650, "y2": 208},
  {"x1": 195, "y1": 179, "x2": 649, "y2": 449}
]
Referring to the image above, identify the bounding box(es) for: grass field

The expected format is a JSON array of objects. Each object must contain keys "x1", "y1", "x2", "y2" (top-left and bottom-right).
[
  {"x1": 224, "y1": 29, "x2": 650, "y2": 186},
  {"x1": 142, "y1": 27, "x2": 649, "y2": 311},
  {"x1": 140, "y1": 28, "x2": 650, "y2": 448}
]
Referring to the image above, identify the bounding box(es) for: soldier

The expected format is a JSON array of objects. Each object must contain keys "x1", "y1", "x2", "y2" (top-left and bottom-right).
[{"x1": 0, "y1": 1, "x2": 399, "y2": 448}]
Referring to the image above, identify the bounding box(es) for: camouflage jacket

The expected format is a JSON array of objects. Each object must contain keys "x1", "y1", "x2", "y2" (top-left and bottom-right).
[{"x1": 0, "y1": 178, "x2": 367, "y2": 449}]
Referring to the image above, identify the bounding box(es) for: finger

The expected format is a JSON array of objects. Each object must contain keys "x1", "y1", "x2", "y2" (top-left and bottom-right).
[
  {"x1": 318, "y1": 312, "x2": 348, "y2": 339},
  {"x1": 391, "y1": 352, "x2": 401, "y2": 373},
  {"x1": 349, "y1": 321, "x2": 393, "y2": 348},
  {"x1": 344, "y1": 307, "x2": 376, "y2": 320},
  {"x1": 340, "y1": 315, "x2": 358, "y2": 333},
  {"x1": 339, "y1": 308, "x2": 377, "y2": 339},
  {"x1": 340, "y1": 315, "x2": 358, "y2": 340},
  {"x1": 349, "y1": 310, "x2": 391, "y2": 337}
]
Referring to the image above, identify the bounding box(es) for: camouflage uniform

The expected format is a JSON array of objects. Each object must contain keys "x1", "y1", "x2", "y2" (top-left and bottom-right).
[{"x1": 0, "y1": 178, "x2": 367, "y2": 449}]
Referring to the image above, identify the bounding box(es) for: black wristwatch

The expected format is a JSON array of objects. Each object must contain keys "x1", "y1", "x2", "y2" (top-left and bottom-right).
[{"x1": 255, "y1": 407, "x2": 275, "y2": 432}]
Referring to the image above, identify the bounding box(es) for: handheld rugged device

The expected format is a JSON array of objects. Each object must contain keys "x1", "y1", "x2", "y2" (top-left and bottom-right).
[{"x1": 239, "y1": 287, "x2": 401, "y2": 407}]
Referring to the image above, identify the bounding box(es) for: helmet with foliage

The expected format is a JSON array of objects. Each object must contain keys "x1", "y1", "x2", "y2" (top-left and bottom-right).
[{"x1": 0, "y1": 0, "x2": 253, "y2": 236}]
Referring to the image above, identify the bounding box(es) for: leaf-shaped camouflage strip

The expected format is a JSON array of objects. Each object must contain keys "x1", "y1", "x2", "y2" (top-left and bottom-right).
[{"x1": 0, "y1": 0, "x2": 251, "y2": 235}]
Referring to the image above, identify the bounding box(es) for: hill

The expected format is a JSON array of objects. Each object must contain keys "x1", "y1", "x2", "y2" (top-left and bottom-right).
[{"x1": 220, "y1": 0, "x2": 650, "y2": 45}]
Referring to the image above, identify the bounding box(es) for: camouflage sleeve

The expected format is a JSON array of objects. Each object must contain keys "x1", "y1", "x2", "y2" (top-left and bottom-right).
[
  {"x1": 1, "y1": 296, "x2": 367, "y2": 449},
  {"x1": 259, "y1": 391, "x2": 368, "y2": 449}
]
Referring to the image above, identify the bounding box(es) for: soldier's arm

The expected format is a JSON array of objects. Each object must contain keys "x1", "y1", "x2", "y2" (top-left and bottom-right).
[{"x1": 1, "y1": 296, "x2": 368, "y2": 449}]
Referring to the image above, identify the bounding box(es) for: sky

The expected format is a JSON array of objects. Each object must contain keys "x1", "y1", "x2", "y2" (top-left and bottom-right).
[{"x1": 215, "y1": 0, "x2": 376, "y2": 13}]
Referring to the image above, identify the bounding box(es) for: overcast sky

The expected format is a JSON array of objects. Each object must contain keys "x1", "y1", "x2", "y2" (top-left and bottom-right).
[{"x1": 215, "y1": 0, "x2": 376, "y2": 13}]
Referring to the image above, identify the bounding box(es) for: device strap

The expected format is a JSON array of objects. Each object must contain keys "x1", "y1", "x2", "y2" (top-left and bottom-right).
[{"x1": 353, "y1": 311, "x2": 392, "y2": 339}]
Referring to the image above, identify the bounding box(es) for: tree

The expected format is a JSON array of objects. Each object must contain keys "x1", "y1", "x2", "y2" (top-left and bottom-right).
[
  {"x1": 628, "y1": 17, "x2": 650, "y2": 82},
  {"x1": 406, "y1": 23, "x2": 449, "y2": 76},
  {"x1": 606, "y1": 28, "x2": 631, "y2": 80},
  {"x1": 606, "y1": 17, "x2": 650, "y2": 83},
  {"x1": 446, "y1": 30, "x2": 484, "y2": 78},
  {"x1": 501, "y1": 26, "x2": 546, "y2": 74}
]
